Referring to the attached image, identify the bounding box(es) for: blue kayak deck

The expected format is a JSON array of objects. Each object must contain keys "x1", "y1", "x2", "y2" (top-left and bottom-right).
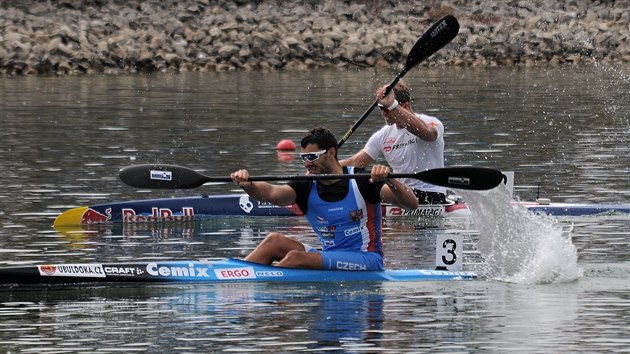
[{"x1": 0, "y1": 258, "x2": 478, "y2": 286}]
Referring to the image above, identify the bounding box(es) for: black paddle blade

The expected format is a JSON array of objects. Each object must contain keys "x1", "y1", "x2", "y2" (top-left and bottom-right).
[
  {"x1": 119, "y1": 164, "x2": 212, "y2": 189},
  {"x1": 405, "y1": 15, "x2": 460, "y2": 70},
  {"x1": 416, "y1": 167, "x2": 505, "y2": 191}
]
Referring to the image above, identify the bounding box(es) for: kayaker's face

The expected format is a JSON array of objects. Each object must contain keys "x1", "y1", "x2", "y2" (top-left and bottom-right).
[
  {"x1": 379, "y1": 105, "x2": 395, "y2": 125},
  {"x1": 380, "y1": 101, "x2": 410, "y2": 128},
  {"x1": 300, "y1": 144, "x2": 332, "y2": 175}
]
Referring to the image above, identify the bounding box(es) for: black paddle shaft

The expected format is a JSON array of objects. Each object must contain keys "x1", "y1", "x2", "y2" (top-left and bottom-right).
[{"x1": 119, "y1": 164, "x2": 505, "y2": 191}]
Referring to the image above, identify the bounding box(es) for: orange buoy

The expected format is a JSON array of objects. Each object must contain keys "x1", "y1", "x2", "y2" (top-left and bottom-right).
[{"x1": 276, "y1": 138, "x2": 296, "y2": 151}]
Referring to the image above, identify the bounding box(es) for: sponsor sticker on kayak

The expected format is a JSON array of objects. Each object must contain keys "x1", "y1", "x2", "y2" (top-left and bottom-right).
[
  {"x1": 147, "y1": 262, "x2": 211, "y2": 278},
  {"x1": 122, "y1": 206, "x2": 195, "y2": 223},
  {"x1": 383, "y1": 205, "x2": 444, "y2": 217},
  {"x1": 38, "y1": 264, "x2": 106, "y2": 278},
  {"x1": 214, "y1": 267, "x2": 256, "y2": 280},
  {"x1": 418, "y1": 269, "x2": 477, "y2": 277}
]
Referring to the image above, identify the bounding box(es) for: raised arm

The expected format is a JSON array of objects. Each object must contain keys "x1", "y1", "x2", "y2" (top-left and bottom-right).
[
  {"x1": 386, "y1": 106, "x2": 438, "y2": 141},
  {"x1": 376, "y1": 85, "x2": 438, "y2": 142}
]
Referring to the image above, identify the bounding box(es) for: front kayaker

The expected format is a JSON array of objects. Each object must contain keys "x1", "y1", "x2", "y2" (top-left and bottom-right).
[{"x1": 230, "y1": 127, "x2": 418, "y2": 270}]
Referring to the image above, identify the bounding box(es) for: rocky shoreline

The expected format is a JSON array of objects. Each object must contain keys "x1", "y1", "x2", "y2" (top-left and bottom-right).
[{"x1": 1, "y1": 0, "x2": 629, "y2": 75}]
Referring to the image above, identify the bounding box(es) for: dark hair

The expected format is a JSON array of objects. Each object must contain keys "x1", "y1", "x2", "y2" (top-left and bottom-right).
[
  {"x1": 393, "y1": 80, "x2": 412, "y2": 103},
  {"x1": 301, "y1": 127, "x2": 338, "y2": 158}
]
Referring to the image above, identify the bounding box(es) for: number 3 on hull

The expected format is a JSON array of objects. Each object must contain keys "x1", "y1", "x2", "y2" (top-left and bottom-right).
[{"x1": 436, "y1": 234, "x2": 463, "y2": 271}]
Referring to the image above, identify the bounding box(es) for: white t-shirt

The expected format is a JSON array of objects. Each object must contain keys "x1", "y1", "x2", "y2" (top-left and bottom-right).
[{"x1": 363, "y1": 113, "x2": 445, "y2": 193}]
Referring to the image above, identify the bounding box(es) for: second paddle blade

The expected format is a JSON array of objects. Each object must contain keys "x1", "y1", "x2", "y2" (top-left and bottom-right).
[
  {"x1": 417, "y1": 167, "x2": 506, "y2": 191},
  {"x1": 405, "y1": 15, "x2": 460, "y2": 69},
  {"x1": 119, "y1": 164, "x2": 211, "y2": 189}
]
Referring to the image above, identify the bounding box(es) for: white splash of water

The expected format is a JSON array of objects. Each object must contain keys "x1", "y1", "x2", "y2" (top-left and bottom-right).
[{"x1": 459, "y1": 185, "x2": 583, "y2": 284}]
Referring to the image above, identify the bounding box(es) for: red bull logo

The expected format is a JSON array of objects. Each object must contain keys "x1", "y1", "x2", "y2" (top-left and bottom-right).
[
  {"x1": 122, "y1": 207, "x2": 195, "y2": 223},
  {"x1": 81, "y1": 208, "x2": 111, "y2": 224}
]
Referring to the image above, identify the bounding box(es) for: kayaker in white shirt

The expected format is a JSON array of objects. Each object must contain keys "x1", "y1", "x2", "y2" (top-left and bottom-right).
[{"x1": 341, "y1": 80, "x2": 447, "y2": 204}]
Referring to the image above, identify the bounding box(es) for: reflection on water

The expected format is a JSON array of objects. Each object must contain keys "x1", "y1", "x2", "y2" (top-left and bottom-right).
[
  {"x1": 0, "y1": 283, "x2": 467, "y2": 352},
  {"x1": 2, "y1": 277, "x2": 628, "y2": 352},
  {"x1": 1, "y1": 66, "x2": 629, "y2": 352},
  {"x1": 0, "y1": 283, "x2": 386, "y2": 351}
]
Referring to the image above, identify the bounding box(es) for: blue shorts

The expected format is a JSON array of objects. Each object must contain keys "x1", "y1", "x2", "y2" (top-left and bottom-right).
[{"x1": 304, "y1": 244, "x2": 384, "y2": 271}]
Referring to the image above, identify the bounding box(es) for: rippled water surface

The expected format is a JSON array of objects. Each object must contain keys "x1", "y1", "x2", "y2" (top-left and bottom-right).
[{"x1": 1, "y1": 66, "x2": 629, "y2": 352}]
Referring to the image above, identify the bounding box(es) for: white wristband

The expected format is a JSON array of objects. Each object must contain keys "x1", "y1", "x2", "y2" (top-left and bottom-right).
[{"x1": 387, "y1": 99, "x2": 399, "y2": 111}]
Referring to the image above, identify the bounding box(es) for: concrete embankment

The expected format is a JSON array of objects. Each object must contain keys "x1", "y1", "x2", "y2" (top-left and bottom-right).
[{"x1": 1, "y1": 0, "x2": 629, "y2": 75}]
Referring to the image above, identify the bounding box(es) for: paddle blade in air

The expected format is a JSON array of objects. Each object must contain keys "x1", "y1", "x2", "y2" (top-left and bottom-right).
[
  {"x1": 417, "y1": 167, "x2": 505, "y2": 190},
  {"x1": 119, "y1": 164, "x2": 210, "y2": 189},
  {"x1": 405, "y1": 15, "x2": 459, "y2": 70}
]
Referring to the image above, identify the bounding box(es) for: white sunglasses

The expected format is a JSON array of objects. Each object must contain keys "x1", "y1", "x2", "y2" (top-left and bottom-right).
[{"x1": 299, "y1": 149, "x2": 327, "y2": 163}]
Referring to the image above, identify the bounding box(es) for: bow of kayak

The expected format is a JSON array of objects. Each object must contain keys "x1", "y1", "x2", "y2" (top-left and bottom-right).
[{"x1": 52, "y1": 194, "x2": 304, "y2": 226}]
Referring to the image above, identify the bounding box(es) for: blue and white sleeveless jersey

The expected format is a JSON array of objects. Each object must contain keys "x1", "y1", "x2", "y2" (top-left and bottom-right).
[{"x1": 304, "y1": 167, "x2": 383, "y2": 256}]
